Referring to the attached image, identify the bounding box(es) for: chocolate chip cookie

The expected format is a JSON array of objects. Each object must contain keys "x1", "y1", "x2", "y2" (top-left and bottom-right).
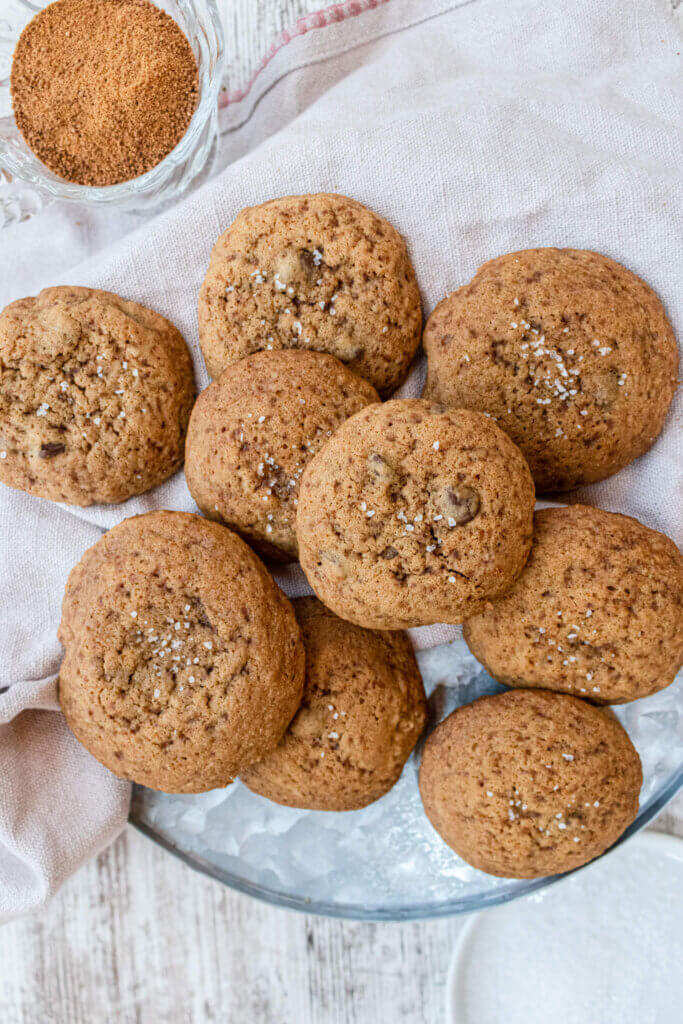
[
  {"x1": 296, "y1": 399, "x2": 535, "y2": 629},
  {"x1": 59, "y1": 511, "x2": 305, "y2": 793},
  {"x1": 0, "y1": 286, "x2": 195, "y2": 505},
  {"x1": 185, "y1": 350, "x2": 379, "y2": 560},
  {"x1": 423, "y1": 249, "x2": 678, "y2": 491},
  {"x1": 241, "y1": 597, "x2": 427, "y2": 810},
  {"x1": 198, "y1": 193, "x2": 422, "y2": 397},
  {"x1": 464, "y1": 505, "x2": 683, "y2": 704},
  {"x1": 419, "y1": 689, "x2": 642, "y2": 878}
]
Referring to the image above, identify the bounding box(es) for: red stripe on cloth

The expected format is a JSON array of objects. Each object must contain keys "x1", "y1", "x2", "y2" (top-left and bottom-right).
[{"x1": 218, "y1": 0, "x2": 393, "y2": 108}]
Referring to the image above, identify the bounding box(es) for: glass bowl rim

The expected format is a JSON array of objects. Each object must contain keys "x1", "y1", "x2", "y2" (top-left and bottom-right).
[
  {"x1": 0, "y1": 0, "x2": 225, "y2": 203},
  {"x1": 129, "y1": 763, "x2": 683, "y2": 922}
]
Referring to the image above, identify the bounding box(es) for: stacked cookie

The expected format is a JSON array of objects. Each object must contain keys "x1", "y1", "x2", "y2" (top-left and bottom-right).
[
  {"x1": 185, "y1": 348, "x2": 380, "y2": 561},
  {"x1": 191, "y1": 212, "x2": 680, "y2": 878},
  {"x1": 0, "y1": 286, "x2": 194, "y2": 504},
  {"x1": 423, "y1": 248, "x2": 678, "y2": 491},
  {"x1": 59, "y1": 512, "x2": 305, "y2": 793},
  {"x1": 3, "y1": 192, "x2": 680, "y2": 882},
  {"x1": 197, "y1": 193, "x2": 422, "y2": 397},
  {"x1": 419, "y1": 689, "x2": 643, "y2": 879},
  {"x1": 59, "y1": 507, "x2": 427, "y2": 801}
]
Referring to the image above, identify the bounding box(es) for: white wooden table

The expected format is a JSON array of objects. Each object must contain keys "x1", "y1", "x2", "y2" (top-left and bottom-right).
[
  {"x1": 1, "y1": 3, "x2": 681, "y2": 1021},
  {"x1": 0, "y1": 798, "x2": 680, "y2": 1023}
]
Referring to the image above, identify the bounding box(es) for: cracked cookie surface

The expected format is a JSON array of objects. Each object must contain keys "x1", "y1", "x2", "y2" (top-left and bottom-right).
[
  {"x1": 0, "y1": 286, "x2": 195, "y2": 505},
  {"x1": 185, "y1": 350, "x2": 379, "y2": 560},
  {"x1": 419, "y1": 689, "x2": 642, "y2": 878},
  {"x1": 241, "y1": 597, "x2": 427, "y2": 810},
  {"x1": 296, "y1": 399, "x2": 535, "y2": 629},
  {"x1": 58, "y1": 511, "x2": 305, "y2": 793},
  {"x1": 198, "y1": 193, "x2": 422, "y2": 397},
  {"x1": 464, "y1": 505, "x2": 683, "y2": 704},
  {"x1": 423, "y1": 249, "x2": 678, "y2": 492}
]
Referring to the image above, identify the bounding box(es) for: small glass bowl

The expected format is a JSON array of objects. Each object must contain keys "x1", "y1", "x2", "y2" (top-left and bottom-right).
[{"x1": 0, "y1": 0, "x2": 224, "y2": 223}]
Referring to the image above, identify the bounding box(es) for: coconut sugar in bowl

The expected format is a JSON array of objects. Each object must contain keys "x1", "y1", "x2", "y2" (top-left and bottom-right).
[{"x1": 0, "y1": 0, "x2": 223, "y2": 212}]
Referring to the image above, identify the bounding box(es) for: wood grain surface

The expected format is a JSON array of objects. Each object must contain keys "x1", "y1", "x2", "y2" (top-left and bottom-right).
[
  {"x1": 0, "y1": 800, "x2": 680, "y2": 1024},
  {"x1": 0, "y1": 826, "x2": 459, "y2": 1023},
  {"x1": 220, "y1": 0, "x2": 326, "y2": 95}
]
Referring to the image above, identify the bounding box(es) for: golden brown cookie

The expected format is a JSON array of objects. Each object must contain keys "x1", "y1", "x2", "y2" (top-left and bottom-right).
[
  {"x1": 185, "y1": 350, "x2": 379, "y2": 560},
  {"x1": 59, "y1": 511, "x2": 305, "y2": 793},
  {"x1": 198, "y1": 193, "x2": 422, "y2": 397},
  {"x1": 419, "y1": 689, "x2": 642, "y2": 879},
  {"x1": 241, "y1": 597, "x2": 427, "y2": 810},
  {"x1": 464, "y1": 505, "x2": 683, "y2": 704},
  {"x1": 297, "y1": 399, "x2": 535, "y2": 629},
  {"x1": 0, "y1": 286, "x2": 195, "y2": 505},
  {"x1": 423, "y1": 249, "x2": 678, "y2": 491}
]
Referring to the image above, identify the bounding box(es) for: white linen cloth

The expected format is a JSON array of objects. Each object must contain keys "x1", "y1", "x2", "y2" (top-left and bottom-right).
[{"x1": 0, "y1": 0, "x2": 680, "y2": 920}]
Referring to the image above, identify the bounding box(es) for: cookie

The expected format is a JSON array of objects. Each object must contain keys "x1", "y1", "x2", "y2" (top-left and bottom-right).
[
  {"x1": 296, "y1": 399, "x2": 535, "y2": 629},
  {"x1": 0, "y1": 286, "x2": 195, "y2": 505},
  {"x1": 423, "y1": 249, "x2": 678, "y2": 491},
  {"x1": 241, "y1": 597, "x2": 427, "y2": 810},
  {"x1": 198, "y1": 193, "x2": 422, "y2": 397},
  {"x1": 419, "y1": 689, "x2": 642, "y2": 878},
  {"x1": 464, "y1": 505, "x2": 683, "y2": 704},
  {"x1": 58, "y1": 511, "x2": 305, "y2": 793},
  {"x1": 185, "y1": 350, "x2": 379, "y2": 560}
]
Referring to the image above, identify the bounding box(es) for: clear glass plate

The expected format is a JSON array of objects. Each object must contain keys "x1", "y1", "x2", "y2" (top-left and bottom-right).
[
  {"x1": 131, "y1": 637, "x2": 683, "y2": 921},
  {"x1": 0, "y1": 0, "x2": 224, "y2": 225}
]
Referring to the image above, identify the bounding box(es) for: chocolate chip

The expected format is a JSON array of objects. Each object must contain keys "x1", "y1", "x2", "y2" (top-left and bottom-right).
[
  {"x1": 331, "y1": 337, "x2": 363, "y2": 362},
  {"x1": 298, "y1": 249, "x2": 322, "y2": 279},
  {"x1": 265, "y1": 465, "x2": 291, "y2": 500},
  {"x1": 381, "y1": 546, "x2": 398, "y2": 559},
  {"x1": 439, "y1": 485, "x2": 480, "y2": 525},
  {"x1": 189, "y1": 596, "x2": 212, "y2": 629},
  {"x1": 39, "y1": 442, "x2": 65, "y2": 458},
  {"x1": 319, "y1": 550, "x2": 347, "y2": 580},
  {"x1": 366, "y1": 452, "x2": 394, "y2": 485}
]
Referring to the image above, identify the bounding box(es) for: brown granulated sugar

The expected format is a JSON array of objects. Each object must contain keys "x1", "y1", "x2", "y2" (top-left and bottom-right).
[{"x1": 10, "y1": 0, "x2": 199, "y2": 186}]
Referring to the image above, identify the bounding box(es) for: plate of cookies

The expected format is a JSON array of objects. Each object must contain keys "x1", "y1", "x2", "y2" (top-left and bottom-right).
[{"x1": 2, "y1": 193, "x2": 680, "y2": 920}]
